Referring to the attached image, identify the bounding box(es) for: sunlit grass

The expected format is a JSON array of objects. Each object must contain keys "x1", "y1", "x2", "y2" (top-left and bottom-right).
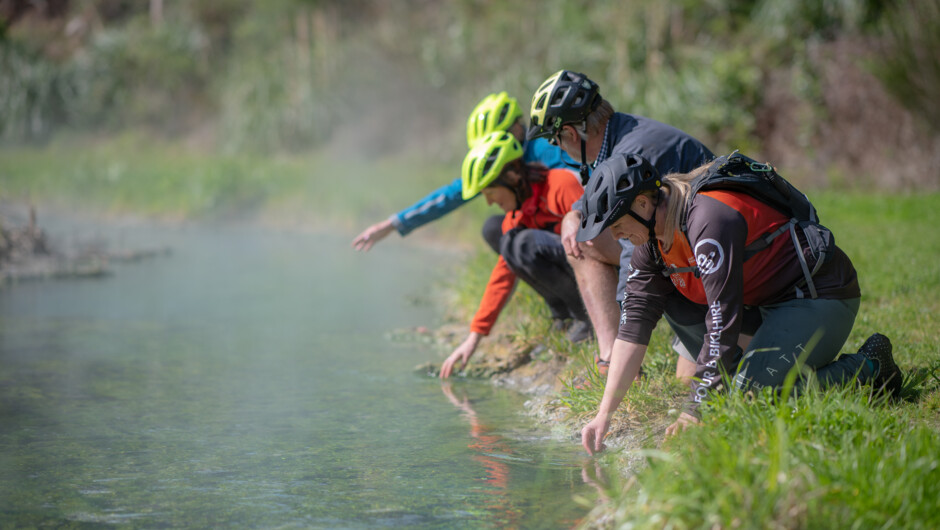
[
  {"x1": 445, "y1": 190, "x2": 940, "y2": 527},
  {"x1": 602, "y1": 383, "x2": 940, "y2": 529},
  {"x1": 583, "y1": 191, "x2": 940, "y2": 528}
]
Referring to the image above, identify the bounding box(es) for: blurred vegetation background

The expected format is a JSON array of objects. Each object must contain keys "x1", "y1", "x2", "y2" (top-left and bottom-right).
[{"x1": 1, "y1": 0, "x2": 938, "y2": 223}]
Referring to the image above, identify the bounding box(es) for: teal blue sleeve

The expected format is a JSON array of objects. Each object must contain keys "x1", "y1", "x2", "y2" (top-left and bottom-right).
[
  {"x1": 391, "y1": 177, "x2": 471, "y2": 236},
  {"x1": 391, "y1": 139, "x2": 574, "y2": 236}
]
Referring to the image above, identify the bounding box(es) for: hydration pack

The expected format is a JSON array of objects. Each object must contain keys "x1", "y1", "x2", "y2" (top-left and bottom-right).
[{"x1": 669, "y1": 151, "x2": 836, "y2": 299}]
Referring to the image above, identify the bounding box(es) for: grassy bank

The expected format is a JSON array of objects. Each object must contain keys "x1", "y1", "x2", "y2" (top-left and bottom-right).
[
  {"x1": 447, "y1": 191, "x2": 940, "y2": 527},
  {"x1": 0, "y1": 135, "x2": 490, "y2": 242}
]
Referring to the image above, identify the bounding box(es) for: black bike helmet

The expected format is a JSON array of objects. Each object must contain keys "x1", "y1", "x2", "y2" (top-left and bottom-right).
[
  {"x1": 576, "y1": 153, "x2": 662, "y2": 242},
  {"x1": 526, "y1": 70, "x2": 602, "y2": 141}
]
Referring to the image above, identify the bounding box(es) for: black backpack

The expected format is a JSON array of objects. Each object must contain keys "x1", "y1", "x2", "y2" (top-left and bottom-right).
[{"x1": 666, "y1": 151, "x2": 835, "y2": 299}]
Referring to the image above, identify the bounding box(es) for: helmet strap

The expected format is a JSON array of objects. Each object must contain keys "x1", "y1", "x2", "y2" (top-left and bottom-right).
[
  {"x1": 626, "y1": 189, "x2": 661, "y2": 246},
  {"x1": 578, "y1": 136, "x2": 590, "y2": 186}
]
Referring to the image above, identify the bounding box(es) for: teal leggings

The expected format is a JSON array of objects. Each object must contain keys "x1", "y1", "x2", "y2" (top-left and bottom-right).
[{"x1": 667, "y1": 297, "x2": 872, "y2": 391}]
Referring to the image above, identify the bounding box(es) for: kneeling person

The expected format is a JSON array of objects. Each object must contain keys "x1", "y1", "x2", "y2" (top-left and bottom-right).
[
  {"x1": 577, "y1": 153, "x2": 903, "y2": 452},
  {"x1": 440, "y1": 131, "x2": 590, "y2": 379}
]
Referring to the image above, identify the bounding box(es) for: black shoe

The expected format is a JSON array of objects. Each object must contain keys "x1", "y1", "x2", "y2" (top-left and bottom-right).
[
  {"x1": 566, "y1": 319, "x2": 594, "y2": 344},
  {"x1": 551, "y1": 318, "x2": 570, "y2": 332},
  {"x1": 858, "y1": 333, "x2": 902, "y2": 398}
]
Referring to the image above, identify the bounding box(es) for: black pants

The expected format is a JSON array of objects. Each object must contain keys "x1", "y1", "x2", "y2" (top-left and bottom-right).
[{"x1": 482, "y1": 215, "x2": 588, "y2": 321}]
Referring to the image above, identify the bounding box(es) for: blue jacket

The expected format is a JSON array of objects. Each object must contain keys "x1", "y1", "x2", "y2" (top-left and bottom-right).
[{"x1": 390, "y1": 137, "x2": 576, "y2": 235}]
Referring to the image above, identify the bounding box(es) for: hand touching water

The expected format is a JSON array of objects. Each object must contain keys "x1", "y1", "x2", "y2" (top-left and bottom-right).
[
  {"x1": 580, "y1": 415, "x2": 610, "y2": 455},
  {"x1": 440, "y1": 332, "x2": 482, "y2": 379}
]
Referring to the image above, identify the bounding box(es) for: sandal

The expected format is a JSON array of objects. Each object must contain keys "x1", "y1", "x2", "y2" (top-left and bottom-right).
[{"x1": 594, "y1": 355, "x2": 610, "y2": 376}]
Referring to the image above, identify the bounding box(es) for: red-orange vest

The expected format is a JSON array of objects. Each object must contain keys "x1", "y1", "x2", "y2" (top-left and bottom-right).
[{"x1": 658, "y1": 190, "x2": 790, "y2": 305}]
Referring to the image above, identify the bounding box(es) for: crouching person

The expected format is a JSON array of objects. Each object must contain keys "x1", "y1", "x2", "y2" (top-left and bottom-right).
[
  {"x1": 577, "y1": 153, "x2": 903, "y2": 453},
  {"x1": 440, "y1": 131, "x2": 591, "y2": 379}
]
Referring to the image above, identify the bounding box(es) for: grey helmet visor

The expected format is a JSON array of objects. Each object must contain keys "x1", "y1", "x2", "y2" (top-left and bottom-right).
[{"x1": 575, "y1": 196, "x2": 632, "y2": 242}]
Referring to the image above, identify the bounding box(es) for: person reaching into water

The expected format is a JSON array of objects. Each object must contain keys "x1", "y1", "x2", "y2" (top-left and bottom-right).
[
  {"x1": 352, "y1": 92, "x2": 588, "y2": 337},
  {"x1": 439, "y1": 131, "x2": 591, "y2": 378},
  {"x1": 576, "y1": 153, "x2": 903, "y2": 454},
  {"x1": 351, "y1": 92, "x2": 575, "y2": 253}
]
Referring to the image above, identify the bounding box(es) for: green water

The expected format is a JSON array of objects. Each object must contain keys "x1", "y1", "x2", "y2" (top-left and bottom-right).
[{"x1": 0, "y1": 222, "x2": 593, "y2": 528}]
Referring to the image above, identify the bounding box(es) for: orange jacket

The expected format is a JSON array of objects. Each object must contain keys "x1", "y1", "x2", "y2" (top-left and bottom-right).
[{"x1": 470, "y1": 169, "x2": 582, "y2": 335}]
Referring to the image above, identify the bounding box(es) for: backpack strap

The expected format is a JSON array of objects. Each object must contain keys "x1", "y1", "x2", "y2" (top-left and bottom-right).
[
  {"x1": 661, "y1": 263, "x2": 699, "y2": 278},
  {"x1": 741, "y1": 222, "x2": 791, "y2": 260},
  {"x1": 665, "y1": 152, "x2": 828, "y2": 299}
]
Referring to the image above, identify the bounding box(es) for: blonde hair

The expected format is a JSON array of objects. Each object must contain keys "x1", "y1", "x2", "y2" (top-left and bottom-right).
[{"x1": 656, "y1": 161, "x2": 712, "y2": 250}]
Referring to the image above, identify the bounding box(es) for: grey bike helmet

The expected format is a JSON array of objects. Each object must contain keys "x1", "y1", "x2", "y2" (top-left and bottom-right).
[
  {"x1": 526, "y1": 70, "x2": 601, "y2": 141},
  {"x1": 576, "y1": 153, "x2": 662, "y2": 242}
]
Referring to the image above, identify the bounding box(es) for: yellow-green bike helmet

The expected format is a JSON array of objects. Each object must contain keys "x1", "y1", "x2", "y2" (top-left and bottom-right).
[
  {"x1": 461, "y1": 131, "x2": 524, "y2": 200},
  {"x1": 526, "y1": 70, "x2": 601, "y2": 141},
  {"x1": 466, "y1": 92, "x2": 524, "y2": 148}
]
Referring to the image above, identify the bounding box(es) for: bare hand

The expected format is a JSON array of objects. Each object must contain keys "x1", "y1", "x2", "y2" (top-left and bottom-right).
[
  {"x1": 351, "y1": 219, "x2": 395, "y2": 252},
  {"x1": 665, "y1": 412, "x2": 700, "y2": 437},
  {"x1": 560, "y1": 210, "x2": 585, "y2": 259},
  {"x1": 440, "y1": 333, "x2": 481, "y2": 379},
  {"x1": 581, "y1": 415, "x2": 611, "y2": 455}
]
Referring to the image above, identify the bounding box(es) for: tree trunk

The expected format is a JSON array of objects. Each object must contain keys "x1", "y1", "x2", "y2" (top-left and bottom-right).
[{"x1": 150, "y1": 0, "x2": 163, "y2": 26}]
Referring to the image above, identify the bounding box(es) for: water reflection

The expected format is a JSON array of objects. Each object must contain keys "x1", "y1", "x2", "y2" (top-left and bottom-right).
[
  {"x1": 581, "y1": 459, "x2": 613, "y2": 503},
  {"x1": 441, "y1": 381, "x2": 525, "y2": 528},
  {"x1": 439, "y1": 378, "x2": 621, "y2": 527},
  {"x1": 0, "y1": 222, "x2": 595, "y2": 528}
]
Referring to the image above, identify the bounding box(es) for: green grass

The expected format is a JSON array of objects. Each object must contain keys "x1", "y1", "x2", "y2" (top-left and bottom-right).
[
  {"x1": 605, "y1": 385, "x2": 940, "y2": 529},
  {"x1": 446, "y1": 190, "x2": 940, "y2": 528},
  {"x1": 0, "y1": 134, "x2": 488, "y2": 241}
]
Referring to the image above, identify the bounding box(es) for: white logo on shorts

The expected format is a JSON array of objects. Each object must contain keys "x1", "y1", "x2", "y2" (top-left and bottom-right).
[{"x1": 694, "y1": 238, "x2": 725, "y2": 275}]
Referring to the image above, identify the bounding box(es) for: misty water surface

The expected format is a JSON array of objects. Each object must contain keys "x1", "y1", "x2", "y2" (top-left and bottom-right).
[{"x1": 0, "y1": 219, "x2": 595, "y2": 528}]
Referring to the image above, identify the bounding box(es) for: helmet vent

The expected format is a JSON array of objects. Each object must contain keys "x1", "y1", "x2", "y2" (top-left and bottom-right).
[
  {"x1": 482, "y1": 155, "x2": 497, "y2": 177},
  {"x1": 497, "y1": 105, "x2": 509, "y2": 124},
  {"x1": 534, "y1": 94, "x2": 547, "y2": 112},
  {"x1": 616, "y1": 177, "x2": 634, "y2": 192}
]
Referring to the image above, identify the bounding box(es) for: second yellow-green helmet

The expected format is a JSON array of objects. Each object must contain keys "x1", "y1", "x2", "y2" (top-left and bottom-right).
[
  {"x1": 466, "y1": 92, "x2": 524, "y2": 148},
  {"x1": 461, "y1": 131, "x2": 524, "y2": 200}
]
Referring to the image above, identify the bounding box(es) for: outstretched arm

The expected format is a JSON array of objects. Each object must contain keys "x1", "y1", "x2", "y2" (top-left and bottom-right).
[
  {"x1": 581, "y1": 339, "x2": 647, "y2": 455},
  {"x1": 394, "y1": 177, "x2": 469, "y2": 235},
  {"x1": 351, "y1": 218, "x2": 396, "y2": 251},
  {"x1": 353, "y1": 177, "x2": 470, "y2": 251},
  {"x1": 440, "y1": 332, "x2": 483, "y2": 379}
]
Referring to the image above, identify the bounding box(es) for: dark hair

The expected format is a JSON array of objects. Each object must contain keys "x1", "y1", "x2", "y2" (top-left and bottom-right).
[{"x1": 491, "y1": 160, "x2": 548, "y2": 208}]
